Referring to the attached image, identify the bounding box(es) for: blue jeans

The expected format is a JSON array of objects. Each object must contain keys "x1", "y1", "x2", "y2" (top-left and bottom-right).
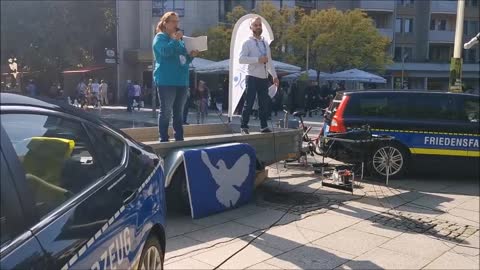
[
  {"x1": 241, "y1": 76, "x2": 269, "y2": 129},
  {"x1": 157, "y1": 86, "x2": 188, "y2": 142}
]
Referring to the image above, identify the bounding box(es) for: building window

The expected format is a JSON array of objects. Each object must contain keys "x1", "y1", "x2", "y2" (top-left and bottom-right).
[
  {"x1": 152, "y1": 0, "x2": 185, "y2": 17},
  {"x1": 404, "y1": 18, "x2": 414, "y2": 33},
  {"x1": 431, "y1": 19, "x2": 446, "y2": 31},
  {"x1": 466, "y1": 0, "x2": 478, "y2": 6},
  {"x1": 395, "y1": 18, "x2": 402, "y2": 33},
  {"x1": 394, "y1": 47, "x2": 413, "y2": 62},
  {"x1": 397, "y1": 0, "x2": 414, "y2": 6}
]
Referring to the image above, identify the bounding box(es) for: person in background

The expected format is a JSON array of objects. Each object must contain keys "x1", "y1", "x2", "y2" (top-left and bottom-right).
[
  {"x1": 99, "y1": 80, "x2": 109, "y2": 105},
  {"x1": 26, "y1": 79, "x2": 37, "y2": 96},
  {"x1": 194, "y1": 80, "x2": 209, "y2": 124},
  {"x1": 153, "y1": 11, "x2": 199, "y2": 142},
  {"x1": 183, "y1": 87, "x2": 191, "y2": 125},
  {"x1": 133, "y1": 81, "x2": 142, "y2": 111},
  {"x1": 91, "y1": 79, "x2": 101, "y2": 107},
  {"x1": 126, "y1": 80, "x2": 135, "y2": 112},
  {"x1": 76, "y1": 79, "x2": 88, "y2": 108}
]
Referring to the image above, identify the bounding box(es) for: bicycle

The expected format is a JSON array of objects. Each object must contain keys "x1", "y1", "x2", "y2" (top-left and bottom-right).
[{"x1": 280, "y1": 106, "x2": 324, "y2": 166}]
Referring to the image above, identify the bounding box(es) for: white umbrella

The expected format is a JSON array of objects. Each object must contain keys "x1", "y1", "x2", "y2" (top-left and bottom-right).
[
  {"x1": 196, "y1": 59, "x2": 301, "y2": 74},
  {"x1": 325, "y1": 68, "x2": 386, "y2": 83},
  {"x1": 189, "y1": 57, "x2": 215, "y2": 71},
  {"x1": 282, "y1": 69, "x2": 331, "y2": 82}
]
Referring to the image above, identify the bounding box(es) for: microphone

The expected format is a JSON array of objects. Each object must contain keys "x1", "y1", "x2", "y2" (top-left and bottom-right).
[
  {"x1": 175, "y1": 28, "x2": 184, "y2": 40},
  {"x1": 464, "y1": 33, "x2": 480, "y2": 49}
]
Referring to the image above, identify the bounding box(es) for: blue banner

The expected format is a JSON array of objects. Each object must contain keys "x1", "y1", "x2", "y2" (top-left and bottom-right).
[{"x1": 183, "y1": 143, "x2": 256, "y2": 219}]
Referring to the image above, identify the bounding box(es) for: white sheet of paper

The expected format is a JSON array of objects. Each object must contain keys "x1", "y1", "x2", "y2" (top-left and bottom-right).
[
  {"x1": 268, "y1": 84, "x2": 277, "y2": 98},
  {"x1": 183, "y1": 36, "x2": 208, "y2": 52}
]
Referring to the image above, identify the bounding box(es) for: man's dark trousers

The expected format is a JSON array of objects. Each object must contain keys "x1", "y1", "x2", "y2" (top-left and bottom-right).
[{"x1": 241, "y1": 75, "x2": 269, "y2": 129}]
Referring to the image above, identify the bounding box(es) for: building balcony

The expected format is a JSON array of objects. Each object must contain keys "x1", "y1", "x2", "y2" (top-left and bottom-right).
[
  {"x1": 430, "y1": 1, "x2": 457, "y2": 14},
  {"x1": 378, "y1": 28, "x2": 394, "y2": 40},
  {"x1": 428, "y1": 30, "x2": 455, "y2": 43},
  {"x1": 358, "y1": 0, "x2": 394, "y2": 12}
]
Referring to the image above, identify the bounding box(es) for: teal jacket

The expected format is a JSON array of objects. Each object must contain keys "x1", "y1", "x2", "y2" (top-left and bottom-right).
[{"x1": 153, "y1": 32, "x2": 193, "y2": 87}]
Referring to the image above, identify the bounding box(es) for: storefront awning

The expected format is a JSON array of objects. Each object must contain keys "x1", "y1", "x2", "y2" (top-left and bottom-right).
[{"x1": 62, "y1": 66, "x2": 108, "y2": 74}]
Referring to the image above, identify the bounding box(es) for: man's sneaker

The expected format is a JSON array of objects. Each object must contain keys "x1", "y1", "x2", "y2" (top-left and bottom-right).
[
  {"x1": 261, "y1": 127, "x2": 272, "y2": 133},
  {"x1": 241, "y1": 128, "x2": 250, "y2": 135}
]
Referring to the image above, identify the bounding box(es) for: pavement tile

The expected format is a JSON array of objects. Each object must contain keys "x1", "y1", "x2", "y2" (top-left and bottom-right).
[
  {"x1": 340, "y1": 247, "x2": 430, "y2": 270},
  {"x1": 165, "y1": 235, "x2": 206, "y2": 262},
  {"x1": 408, "y1": 193, "x2": 469, "y2": 211},
  {"x1": 457, "y1": 198, "x2": 480, "y2": 212},
  {"x1": 185, "y1": 221, "x2": 258, "y2": 246},
  {"x1": 394, "y1": 203, "x2": 445, "y2": 218},
  {"x1": 192, "y1": 213, "x2": 234, "y2": 227},
  {"x1": 192, "y1": 240, "x2": 283, "y2": 270},
  {"x1": 235, "y1": 209, "x2": 300, "y2": 229},
  {"x1": 164, "y1": 257, "x2": 214, "y2": 270},
  {"x1": 246, "y1": 262, "x2": 282, "y2": 269},
  {"x1": 295, "y1": 212, "x2": 360, "y2": 234},
  {"x1": 265, "y1": 244, "x2": 355, "y2": 270},
  {"x1": 313, "y1": 228, "x2": 390, "y2": 256},
  {"x1": 166, "y1": 215, "x2": 205, "y2": 238},
  {"x1": 328, "y1": 204, "x2": 381, "y2": 220},
  {"x1": 436, "y1": 208, "x2": 480, "y2": 227},
  {"x1": 250, "y1": 223, "x2": 326, "y2": 252},
  {"x1": 350, "y1": 220, "x2": 406, "y2": 239},
  {"x1": 424, "y1": 251, "x2": 480, "y2": 269},
  {"x1": 380, "y1": 233, "x2": 453, "y2": 260},
  {"x1": 217, "y1": 204, "x2": 269, "y2": 220}
]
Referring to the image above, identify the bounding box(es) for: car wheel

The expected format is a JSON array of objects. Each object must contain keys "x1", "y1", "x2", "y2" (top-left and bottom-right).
[
  {"x1": 139, "y1": 235, "x2": 164, "y2": 270},
  {"x1": 166, "y1": 165, "x2": 191, "y2": 214},
  {"x1": 370, "y1": 142, "x2": 408, "y2": 179}
]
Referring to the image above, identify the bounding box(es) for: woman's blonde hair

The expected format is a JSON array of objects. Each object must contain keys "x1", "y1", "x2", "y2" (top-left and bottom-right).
[{"x1": 156, "y1": 11, "x2": 178, "y2": 34}]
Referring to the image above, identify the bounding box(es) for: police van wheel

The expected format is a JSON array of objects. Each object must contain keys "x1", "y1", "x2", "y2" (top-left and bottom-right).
[
  {"x1": 139, "y1": 235, "x2": 164, "y2": 270},
  {"x1": 370, "y1": 142, "x2": 408, "y2": 179}
]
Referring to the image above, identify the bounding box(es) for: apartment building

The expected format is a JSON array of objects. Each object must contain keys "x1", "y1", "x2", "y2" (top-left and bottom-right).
[
  {"x1": 315, "y1": 0, "x2": 479, "y2": 90},
  {"x1": 116, "y1": 0, "x2": 479, "y2": 99}
]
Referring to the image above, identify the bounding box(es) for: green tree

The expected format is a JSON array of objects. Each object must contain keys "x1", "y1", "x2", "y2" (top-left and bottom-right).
[
  {"x1": 1, "y1": 1, "x2": 115, "y2": 77},
  {"x1": 253, "y1": 2, "x2": 302, "y2": 61},
  {"x1": 196, "y1": 5, "x2": 248, "y2": 60},
  {"x1": 287, "y1": 8, "x2": 392, "y2": 79}
]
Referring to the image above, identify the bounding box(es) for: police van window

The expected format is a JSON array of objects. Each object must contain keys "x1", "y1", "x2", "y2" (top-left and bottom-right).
[
  {"x1": 86, "y1": 125, "x2": 125, "y2": 172},
  {"x1": 0, "y1": 114, "x2": 103, "y2": 218},
  {"x1": 464, "y1": 97, "x2": 479, "y2": 122},
  {"x1": 410, "y1": 95, "x2": 458, "y2": 121}
]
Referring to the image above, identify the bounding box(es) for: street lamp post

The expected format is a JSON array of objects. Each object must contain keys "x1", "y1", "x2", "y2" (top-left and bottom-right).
[
  {"x1": 449, "y1": 0, "x2": 465, "y2": 93},
  {"x1": 401, "y1": 53, "x2": 408, "y2": 89}
]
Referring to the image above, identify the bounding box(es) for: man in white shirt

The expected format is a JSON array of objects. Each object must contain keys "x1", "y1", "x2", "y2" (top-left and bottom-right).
[
  {"x1": 239, "y1": 17, "x2": 279, "y2": 134},
  {"x1": 91, "y1": 79, "x2": 101, "y2": 107},
  {"x1": 99, "y1": 80, "x2": 109, "y2": 105}
]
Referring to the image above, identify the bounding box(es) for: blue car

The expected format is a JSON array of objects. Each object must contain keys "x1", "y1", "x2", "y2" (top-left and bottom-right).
[{"x1": 0, "y1": 93, "x2": 166, "y2": 270}]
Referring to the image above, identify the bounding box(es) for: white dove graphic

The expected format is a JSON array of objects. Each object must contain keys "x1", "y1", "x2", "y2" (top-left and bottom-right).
[{"x1": 201, "y1": 151, "x2": 251, "y2": 208}]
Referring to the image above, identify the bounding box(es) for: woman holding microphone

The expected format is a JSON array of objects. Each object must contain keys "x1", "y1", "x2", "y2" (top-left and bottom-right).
[{"x1": 153, "y1": 12, "x2": 199, "y2": 142}]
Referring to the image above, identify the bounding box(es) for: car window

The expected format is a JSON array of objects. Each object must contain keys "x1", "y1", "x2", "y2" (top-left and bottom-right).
[
  {"x1": 0, "y1": 154, "x2": 25, "y2": 247},
  {"x1": 86, "y1": 125, "x2": 125, "y2": 172},
  {"x1": 0, "y1": 113, "x2": 104, "y2": 218},
  {"x1": 410, "y1": 95, "x2": 459, "y2": 121},
  {"x1": 463, "y1": 97, "x2": 479, "y2": 123}
]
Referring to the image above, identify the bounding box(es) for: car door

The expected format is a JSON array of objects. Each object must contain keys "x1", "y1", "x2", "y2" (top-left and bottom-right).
[
  {"x1": 0, "y1": 110, "x2": 136, "y2": 270},
  {"x1": 459, "y1": 95, "x2": 480, "y2": 158},
  {"x1": 0, "y1": 126, "x2": 47, "y2": 270}
]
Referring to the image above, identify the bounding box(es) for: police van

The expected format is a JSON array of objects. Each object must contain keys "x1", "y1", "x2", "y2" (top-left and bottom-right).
[
  {"x1": 0, "y1": 94, "x2": 166, "y2": 270},
  {"x1": 322, "y1": 90, "x2": 479, "y2": 178}
]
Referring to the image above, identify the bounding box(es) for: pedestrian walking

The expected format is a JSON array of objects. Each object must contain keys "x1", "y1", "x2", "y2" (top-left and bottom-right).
[
  {"x1": 133, "y1": 81, "x2": 142, "y2": 111},
  {"x1": 126, "y1": 80, "x2": 135, "y2": 112},
  {"x1": 153, "y1": 11, "x2": 199, "y2": 142},
  {"x1": 91, "y1": 79, "x2": 101, "y2": 107},
  {"x1": 99, "y1": 80, "x2": 109, "y2": 105},
  {"x1": 194, "y1": 80, "x2": 209, "y2": 124},
  {"x1": 26, "y1": 79, "x2": 37, "y2": 96}
]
